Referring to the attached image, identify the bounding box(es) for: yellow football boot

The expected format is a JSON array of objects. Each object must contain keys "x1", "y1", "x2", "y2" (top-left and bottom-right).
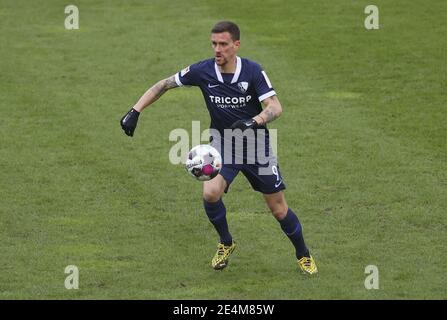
[
  {"x1": 211, "y1": 242, "x2": 236, "y2": 270},
  {"x1": 297, "y1": 255, "x2": 318, "y2": 275}
]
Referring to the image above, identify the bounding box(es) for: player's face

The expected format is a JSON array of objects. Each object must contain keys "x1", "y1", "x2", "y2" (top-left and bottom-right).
[{"x1": 211, "y1": 32, "x2": 240, "y2": 66}]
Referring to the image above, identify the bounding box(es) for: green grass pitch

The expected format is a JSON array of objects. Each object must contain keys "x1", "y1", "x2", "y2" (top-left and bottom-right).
[{"x1": 0, "y1": 0, "x2": 446, "y2": 299}]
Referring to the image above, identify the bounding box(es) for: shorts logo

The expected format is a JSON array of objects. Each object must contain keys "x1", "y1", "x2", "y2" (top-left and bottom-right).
[
  {"x1": 238, "y1": 81, "x2": 249, "y2": 93},
  {"x1": 180, "y1": 66, "x2": 190, "y2": 77},
  {"x1": 274, "y1": 180, "x2": 283, "y2": 188},
  {"x1": 272, "y1": 166, "x2": 282, "y2": 187}
]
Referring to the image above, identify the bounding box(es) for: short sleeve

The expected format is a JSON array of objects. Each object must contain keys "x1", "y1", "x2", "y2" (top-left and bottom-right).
[
  {"x1": 253, "y1": 64, "x2": 276, "y2": 102},
  {"x1": 175, "y1": 63, "x2": 201, "y2": 87}
]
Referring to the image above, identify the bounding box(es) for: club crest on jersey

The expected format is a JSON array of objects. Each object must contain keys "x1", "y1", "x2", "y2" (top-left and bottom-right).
[
  {"x1": 238, "y1": 81, "x2": 249, "y2": 93},
  {"x1": 181, "y1": 66, "x2": 190, "y2": 77}
]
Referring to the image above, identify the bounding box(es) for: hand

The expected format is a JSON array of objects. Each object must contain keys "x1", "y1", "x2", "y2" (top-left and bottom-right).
[
  {"x1": 120, "y1": 108, "x2": 140, "y2": 137},
  {"x1": 230, "y1": 118, "x2": 258, "y2": 131}
]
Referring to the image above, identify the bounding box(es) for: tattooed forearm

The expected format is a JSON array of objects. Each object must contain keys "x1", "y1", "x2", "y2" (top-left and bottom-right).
[
  {"x1": 149, "y1": 81, "x2": 166, "y2": 100},
  {"x1": 264, "y1": 106, "x2": 277, "y2": 123},
  {"x1": 164, "y1": 76, "x2": 178, "y2": 90},
  {"x1": 255, "y1": 96, "x2": 282, "y2": 125},
  {"x1": 151, "y1": 76, "x2": 178, "y2": 99},
  {"x1": 133, "y1": 75, "x2": 179, "y2": 112}
]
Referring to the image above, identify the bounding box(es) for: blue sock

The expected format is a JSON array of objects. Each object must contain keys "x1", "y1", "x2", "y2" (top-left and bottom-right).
[
  {"x1": 278, "y1": 208, "x2": 309, "y2": 259},
  {"x1": 203, "y1": 199, "x2": 233, "y2": 246}
]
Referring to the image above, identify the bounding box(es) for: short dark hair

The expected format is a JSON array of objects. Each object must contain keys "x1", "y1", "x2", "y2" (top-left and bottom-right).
[{"x1": 211, "y1": 21, "x2": 240, "y2": 41}]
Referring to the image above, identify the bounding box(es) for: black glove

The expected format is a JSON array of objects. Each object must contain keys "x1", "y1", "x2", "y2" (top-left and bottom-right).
[
  {"x1": 120, "y1": 108, "x2": 140, "y2": 137},
  {"x1": 230, "y1": 118, "x2": 258, "y2": 131}
]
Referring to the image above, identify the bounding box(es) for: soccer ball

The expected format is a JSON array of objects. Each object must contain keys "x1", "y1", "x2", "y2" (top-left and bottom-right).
[{"x1": 185, "y1": 144, "x2": 222, "y2": 181}]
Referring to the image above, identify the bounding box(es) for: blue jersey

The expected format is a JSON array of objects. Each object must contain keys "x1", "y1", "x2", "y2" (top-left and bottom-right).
[
  {"x1": 175, "y1": 57, "x2": 277, "y2": 165},
  {"x1": 175, "y1": 57, "x2": 284, "y2": 191},
  {"x1": 174, "y1": 56, "x2": 276, "y2": 134}
]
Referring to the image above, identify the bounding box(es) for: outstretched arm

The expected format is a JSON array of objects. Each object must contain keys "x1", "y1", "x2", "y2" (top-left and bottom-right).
[
  {"x1": 133, "y1": 74, "x2": 179, "y2": 112},
  {"x1": 120, "y1": 74, "x2": 179, "y2": 137}
]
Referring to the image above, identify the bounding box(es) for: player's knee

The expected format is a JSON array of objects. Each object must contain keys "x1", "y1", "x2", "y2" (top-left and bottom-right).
[
  {"x1": 271, "y1": 208, "x2": 287, "y2": 220},
  {"x1": 203, "y1": 188, "x2": 223, "y2": 202},
  {"x1": 268, "y1": 202, "x2": 288, "y2": 220},
  {"x1": 264, "y1": 192, "x2": 288, "y2": 220}
]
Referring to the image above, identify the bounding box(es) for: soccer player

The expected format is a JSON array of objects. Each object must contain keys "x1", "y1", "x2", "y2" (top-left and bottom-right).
[{"x1": 120, "y1": 21, "x2": 318, "y2": 274}]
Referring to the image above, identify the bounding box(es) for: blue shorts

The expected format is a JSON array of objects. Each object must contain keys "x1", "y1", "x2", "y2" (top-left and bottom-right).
[
  {"x1": 209, "y1": 133, "x2": 285, "y2": 194},
  {"x1": 219, "y1": 163, "x2": 286, "y2": 194}
]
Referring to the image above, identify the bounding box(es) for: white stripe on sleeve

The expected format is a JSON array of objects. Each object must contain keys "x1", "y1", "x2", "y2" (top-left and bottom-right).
[
  {"x1": 261, "y1": 71, "x2": 273, "y2": 89},
  {"x1": 175, "y1": 73, "x2": 183, "y2": 87},
  {"x1": 258, "y1": 90, "x2": 276, "y2": 102}
]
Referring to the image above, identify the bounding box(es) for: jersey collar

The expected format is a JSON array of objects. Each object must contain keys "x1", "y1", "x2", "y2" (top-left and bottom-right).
[{"x1": 214, "y1": 56, "x2": 242, "y2": 84}]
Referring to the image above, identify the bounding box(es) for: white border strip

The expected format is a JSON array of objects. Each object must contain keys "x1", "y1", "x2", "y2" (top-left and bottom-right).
[
  {"x1": 261, "y1": 71, "x2": 272, "y2": 89},
  {"x1": 259, "y1": 90, "x2": 276, "y2": 102},
  {"x1": 214, "y1": 63, "x2": 224, "y2": 83},
  {"x1": 231, "y1": 56, "x2": 242, "y2": 84},
  {"x1": 174, "y1": 73, "x2": 183, "y2": 86}
]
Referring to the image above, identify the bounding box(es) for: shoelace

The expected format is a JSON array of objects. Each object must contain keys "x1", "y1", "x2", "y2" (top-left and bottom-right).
[
  {"x1": 301, "y1": 258, "x2": 312, "y2": 267},
  {"x1": 217, "y1": 245, "x2": 230, "y2": 256}
]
